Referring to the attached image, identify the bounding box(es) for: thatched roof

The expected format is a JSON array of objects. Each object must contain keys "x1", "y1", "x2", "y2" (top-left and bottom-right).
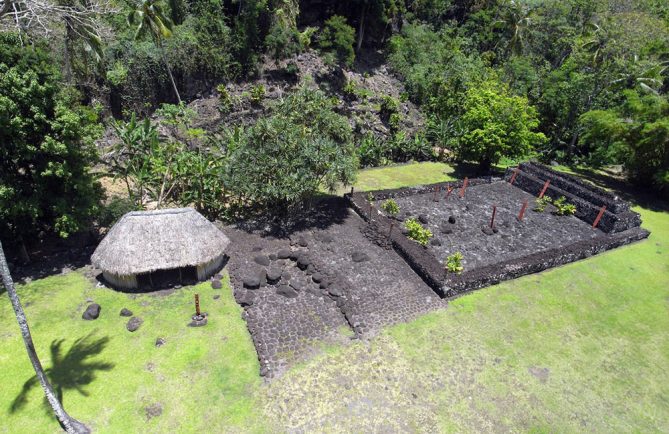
[{"x1": 92, "y1": 208, "x2": 230, "y2": 275}]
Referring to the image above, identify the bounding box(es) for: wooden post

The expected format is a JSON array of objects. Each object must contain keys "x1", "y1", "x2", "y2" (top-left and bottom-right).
[
  {"x1": 593, "y1": 205, "x2": 607, "y2": 229},
  {"x1": 459, "y1": 177, "x2": 469, "y2": 198},
  {"x1": 518, "y1": 199, "x2": 528, "y2": 221},
  {"x1": 445, "y1": 186, "x2": 454, "y2": 200},
  {"x1": 538, "y1": 180, "x2": 550, "y2": 198},
  {"x1": 369, "y1": 204, "x2": 373, "y2": 220},
  {"x1": 433, "y1": 185, "x2": 440, "y2": 202},
  {"x1": 389, "y1": 221, "x2": 394, "y2": 237},
  {"x1": 509, "y1": 167, "x2": 520, "y2": 184},
  {"x1": 350, "y1": 186, "x2": 354, "y2": 196},
  {"x1": 490, "y1": 205, "x2": 497, "y2": 228},
  {"x1": 195, "y1": 294, "x2": 201, "y2": 316}
]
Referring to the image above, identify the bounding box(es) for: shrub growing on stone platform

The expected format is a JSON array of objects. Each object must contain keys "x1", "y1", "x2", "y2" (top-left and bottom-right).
[
  {"x1": 381, "y1": 199, "x2": 400, "y2": 217},
  {"x1": 533, "y1": 196, "x2": 552, "y2": 212},
  {"x1": 445, "y1": 252, "x2": 464, "y2": 274},
  {"x1": 405, "y1": 218, "x2": 432, "y2": 246},
  {"x1": 552, "y1": 196, "x2": 576, "y2": 216}
]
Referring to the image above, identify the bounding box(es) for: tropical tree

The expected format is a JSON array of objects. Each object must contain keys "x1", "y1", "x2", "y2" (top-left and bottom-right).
[
  {"x1": 493, "y1": 0, "x2": 534, "y2": 56},
  {"x1": 0, "y1": 242, "x2": 90, "y2": 434},
  {"x1": 0, "y1": 34, "x2": 103, "y2": 261},
  {"x1": 452, "y1": 76, "x2": 546, "y2": 171},
  {"x1": 128, "y1": 0, "x2": 181, "y2": 102}
]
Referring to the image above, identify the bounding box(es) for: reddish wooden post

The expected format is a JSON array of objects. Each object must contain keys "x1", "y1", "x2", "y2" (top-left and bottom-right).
[
  {"x1": 509, "y1": 167, "x2": 520, "y2": 185},
  {"x1": 538, "y1": 180, "x2": 550, "y2": 198},
  {"x1": 459, "y1": 177, "x2": 469, "y2": 198},
  {"x1": 490, "y1": 205, "x2": 497, "y2": 228},
  {"x1": 593, "y1": 205, "x2": 607, "y2": 229},
  {"x1": 389, "y1": 221, "x2": 394, "y2": 237},
  {"x1": 445, "y1": 186, "x2": 454, "y2": 200},
  {"x1": 518, "y1": 199, "x2": 528, "y2": 221},
  {"x1": 433, "y1": 185, "x2": 440, "y2": 202},
  {"x1": 195, "y1": 294, "x2": 201, "y2": 316}
]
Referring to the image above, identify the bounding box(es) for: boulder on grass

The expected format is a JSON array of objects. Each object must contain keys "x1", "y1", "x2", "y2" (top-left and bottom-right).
[
  {"x1": 119, "y1": 308, "x2": 133, "y2": 317},
  {"x1": 211, "y1": 279, "x2": 223, "y2": 289},
  {"x1": 126, "y1": 316, "x2": 143, "y2": 332},
  {"x1": 82, "y1": 304, "x2": 101, "y2": 320},
  {"x1": 155, "y1": 338, "x2": 166, "y2": 347}
]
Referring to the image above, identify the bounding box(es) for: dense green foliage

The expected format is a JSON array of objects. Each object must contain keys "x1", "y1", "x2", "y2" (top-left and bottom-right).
[
  {"x1": 0, "y1": 35, "x2": 102, "y2": 248},
  {"x1": 452, "y1": 77, "x2": 546, "y2": 170},
  {"x1": 580, "y1": 90, "x2": 669, "y2": 190},
  {"x1": 109, "y1": 86, "x2": 356, "y2": 216},
  {"x1": 2, "y1": 0, "x2": 669, "y2": 249},
  {"x1": 225, "y1": 85, "x2": 357, "y2": 209},
  {"x1": 318, "y1": 15, "x2": 356, "y2": 66}
]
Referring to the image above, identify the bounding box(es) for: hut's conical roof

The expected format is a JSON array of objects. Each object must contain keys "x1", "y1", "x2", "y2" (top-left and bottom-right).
[{"x1": 91, "y1": 208, "x2": 230, "y2": 275}]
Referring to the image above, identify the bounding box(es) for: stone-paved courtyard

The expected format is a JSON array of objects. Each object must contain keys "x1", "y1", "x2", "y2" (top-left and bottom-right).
[{"x1": 224, "y1": 199, "x2": 445, "y2": 377}]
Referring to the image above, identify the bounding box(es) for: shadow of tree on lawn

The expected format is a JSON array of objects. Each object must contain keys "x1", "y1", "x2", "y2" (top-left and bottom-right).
[{"x1": 10, "y1": 333, "x2": 114, "y2": 413}]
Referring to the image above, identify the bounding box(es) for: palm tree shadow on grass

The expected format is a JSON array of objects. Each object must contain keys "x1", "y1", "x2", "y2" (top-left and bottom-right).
[{"x1": 10, "y1": 333, "x2": 114, "y2": 414}]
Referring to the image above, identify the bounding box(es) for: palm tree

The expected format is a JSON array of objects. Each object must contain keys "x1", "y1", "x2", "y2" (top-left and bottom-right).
[
  {"x1": 0, "y1": 241, "x2": 90, "y2": 434},
  {"x1": 128, "y1": 0, "x2": 181, "y2": 103},
  {"x1": 493, "y1": 0, "x2": 533, "y2": 56}
]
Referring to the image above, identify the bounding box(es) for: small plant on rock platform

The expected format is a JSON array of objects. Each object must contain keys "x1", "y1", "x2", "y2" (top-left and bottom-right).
[
  {"x1": 553, "y1": 196, "x2": 576, "y2": 216},
  {"x1": 405, "y1": 218, "x2": 432, "y2": 246},
  {"x1": 534, "y1": 196, "x2": 552, "y2": 212},
  {"x1": 445, "y1": 251, "x2": 464, "y2": 274},
  {"x1": 381, "y1": 199, "x2": 400, "y2": 217},
  {"x1": 250, "y1": 84, "x2": 265, "y2": 105}
]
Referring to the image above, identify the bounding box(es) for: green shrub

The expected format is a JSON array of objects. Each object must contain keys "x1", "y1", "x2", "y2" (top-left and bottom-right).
[
  {"x1": 552, "y1": 196, "x2": 576, "y2": 216},
  {"x1": 381, "y1": 199, "x2": 400, "y2": 217},
  {"x1": 98, "y1": 197, "x2": 137, "y2": 228},
  {"x1": 380, "y1": 95, "x2": 400, "y2": 118},
  {"x1": 389, "y1": 113, "x2": 402, "y2": 131},
  {"x1": 216, "y1": 84, "x2": 233, "y2": 113},
  {"x1": 250, "y1": 84, "x2": 265, "y2": 104},
  {"x1": 533, "y1": 196, "x2": 552, "y2": 212},
  {"x1": 405, "y1": 218, "x2": 432, "y2": 246},
  {"x1": 445, "y1": 252, "x2": 464, "y2": 274},
  {"x1": 319, "y1": 15, "x2": 356, "y2": 67}
]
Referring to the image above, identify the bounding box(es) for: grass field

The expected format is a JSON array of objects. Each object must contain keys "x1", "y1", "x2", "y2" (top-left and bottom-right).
[{"x1": 2, "y1": 162, "x2": 668, "y2": 432}]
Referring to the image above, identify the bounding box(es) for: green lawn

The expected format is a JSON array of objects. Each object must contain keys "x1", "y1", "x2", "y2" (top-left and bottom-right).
[
  {"x1": 2, "y1": 162, "x2": 668, "y2": 432},
  {"x1": 0, "y1": 275, "x2": 264, "y2": 433},
  {"x1": 337, "y1": 161, "x2": 457, "y2": 194}
]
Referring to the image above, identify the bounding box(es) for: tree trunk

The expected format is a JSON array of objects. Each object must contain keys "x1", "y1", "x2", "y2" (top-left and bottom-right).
[
  {"x1": 158, "y1": 41, "x2": 181, "y2": 104},
  {"x1": 357, "y1": 2, "x2": 366, "y2": 52},
  {"x1": 18, "y1": 237, "x2": 30, "y2": 264},
  {"x1": 0, "y1": 242, "x2": 90, "y2": 434}
]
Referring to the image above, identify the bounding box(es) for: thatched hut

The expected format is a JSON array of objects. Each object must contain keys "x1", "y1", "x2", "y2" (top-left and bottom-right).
[{"x1": 92, "y1": 208, "x2": 230, "y2": 290}]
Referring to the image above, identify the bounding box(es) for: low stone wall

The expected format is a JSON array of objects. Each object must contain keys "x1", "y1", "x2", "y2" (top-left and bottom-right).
[
  {"x1": 519, "y1": 162, "x2": 629, "y2": 213},
  {"x1": 440, "y1": 226, "x2": 649, "y2": 297},
  {"x1": 358, "y1": 177, "x2": 498, "y2": 201},
  {"x1": 347, "y1": 179, "x2": 650, "y2": 299},
  {"x1": 505, "y1": 169, "x2": 641, "y2": 233}
]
